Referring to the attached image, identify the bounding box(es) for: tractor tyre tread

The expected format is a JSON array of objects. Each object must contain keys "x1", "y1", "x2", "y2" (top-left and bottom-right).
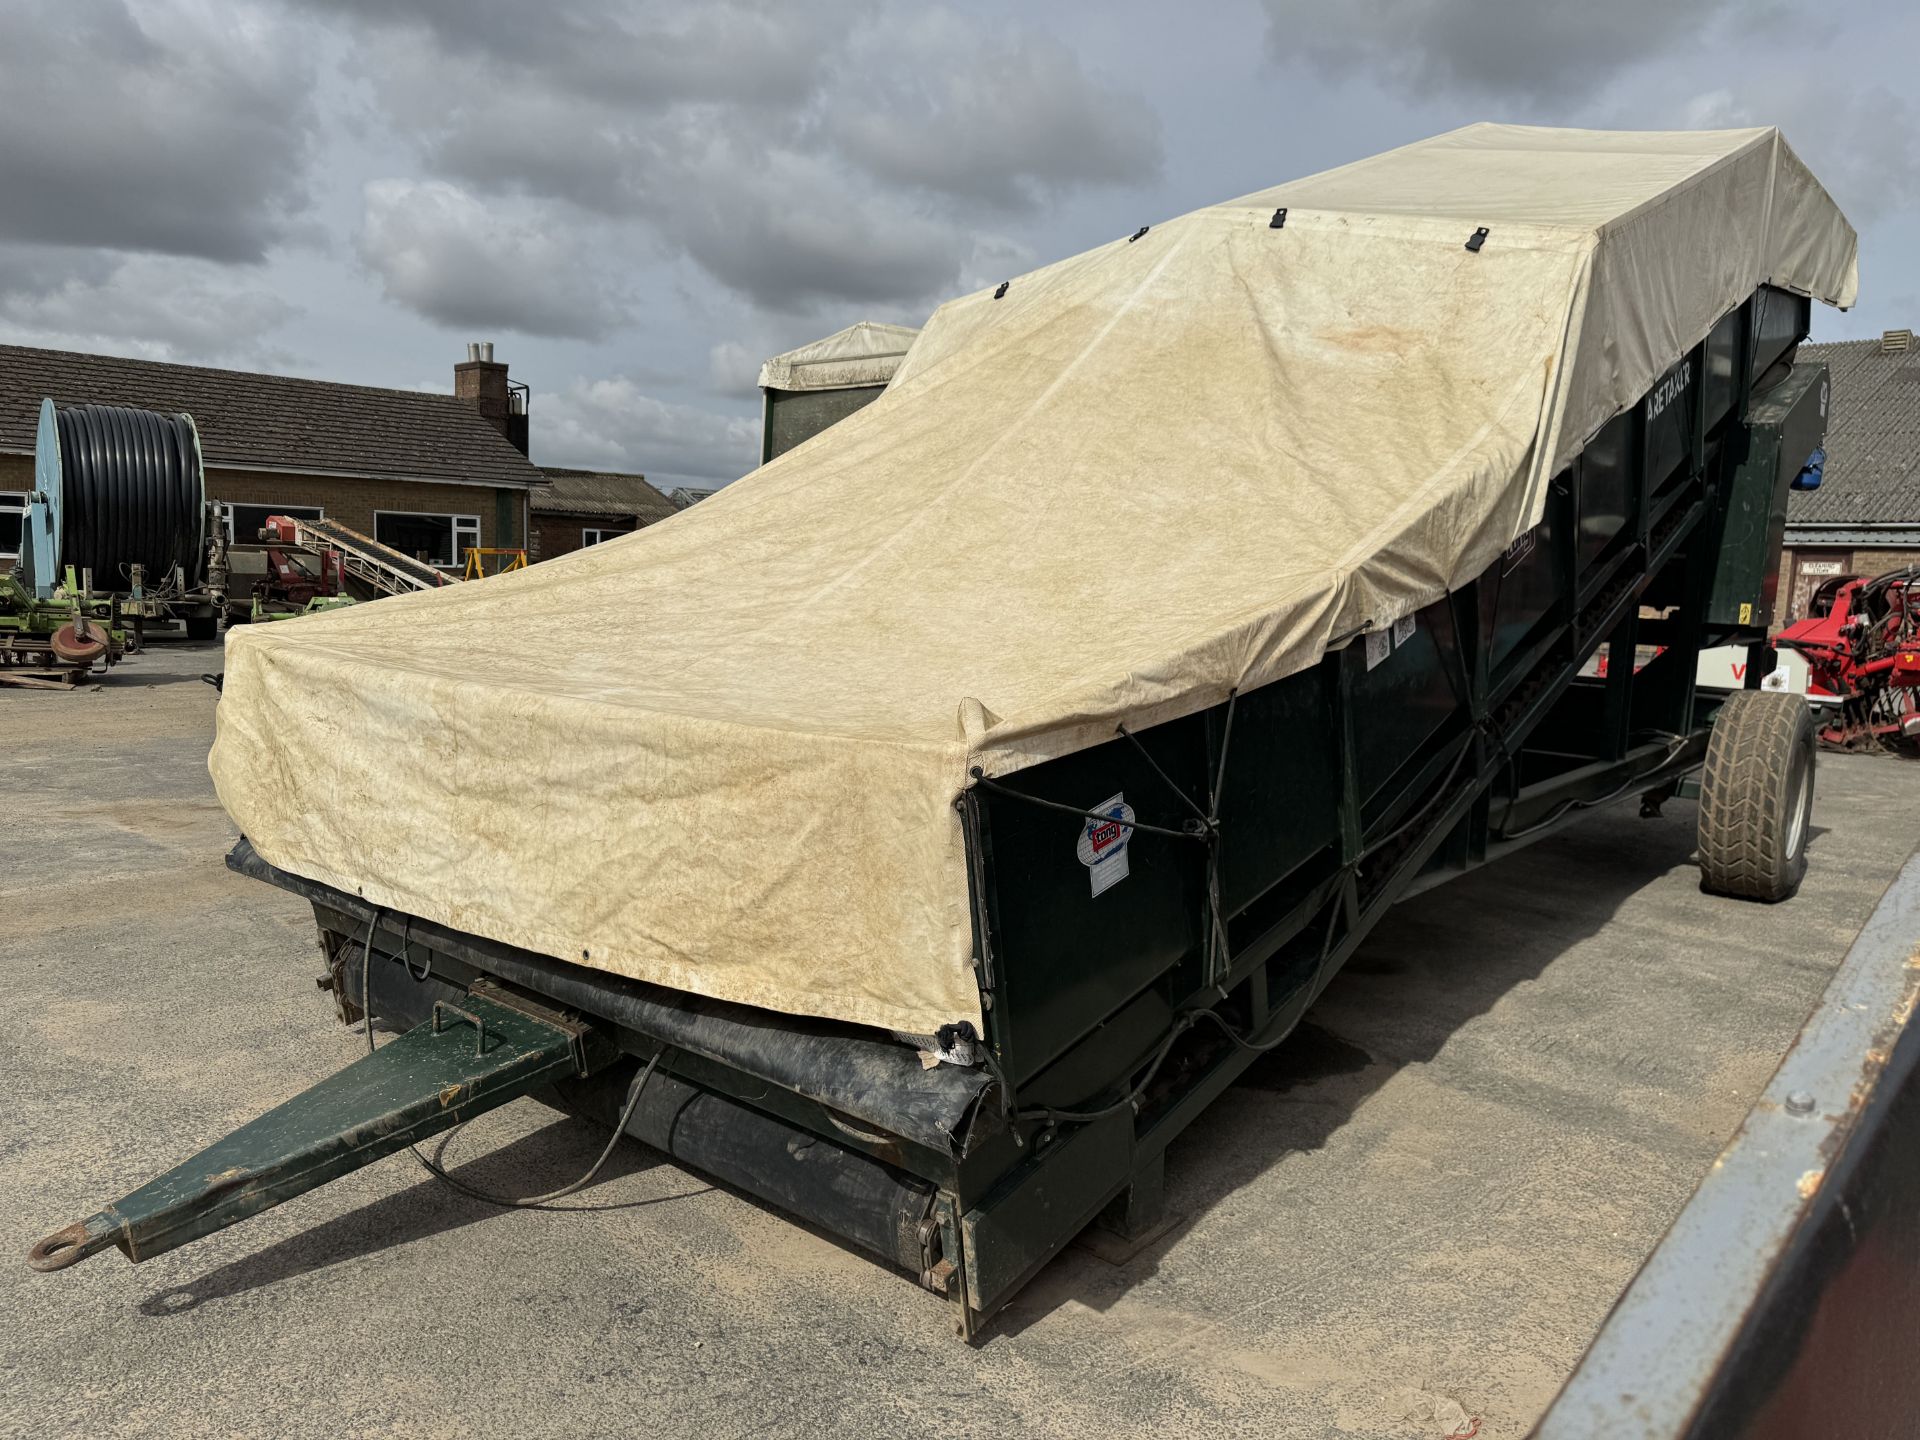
[{"x1": 1697, "y1": 690, "x2": 1815, "y2": 903}]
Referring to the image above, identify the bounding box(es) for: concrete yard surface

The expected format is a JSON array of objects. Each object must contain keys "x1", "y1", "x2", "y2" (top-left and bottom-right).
[{"x1": 4, "y1": 642, "x2": 1917, "y2": 1440}]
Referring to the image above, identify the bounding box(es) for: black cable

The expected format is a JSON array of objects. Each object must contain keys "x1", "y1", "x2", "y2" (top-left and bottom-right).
[
  {"x1": 1210, "y1": 690, "x2": 1239, "y2": 816},
  {"x1": 419, "y1": 1055, "x2": 659, "y2": 1210},
  {"x1": 1358, "y1": 735, "x2": 1475, "y2": 863},
  {"x1": 966, "y1": 768, "x2": 1206, "y2": 842},
  {"x1": 1015, "y1": 868, "x2": 1351, "y2": 1131},
  {"x1": 971, "y1": 1038, "x2": 1024, "y2": 1148},
  {"x1": 1112, "y1": 717, "x2": 1230, "y2": 975},
  {"x1": 1188, "y1": 1004, "x2": 1297, "y2": 1055},
  {"x1": 1015, "y1": 1012, "x2": 1200, "y2": 1128},
  {"x1": 1014, "y1": 906, "x2": 1339, "y2": 1129},
  {"x1": 1110, "y1": 692, "x2": 1241, "y2": 979},
  {"x1": 54, "y1": 403, "x2": 204, "y2": 586},
  {"x1": 1115, "y1": 723, "x2": 1210, "y2": 825},
  {"x1": 977, "y1": 697, "x2": 1244, "y2": 1136},
  {"x1": 1490, "y1": 732, "x2": 1694, "y2": 842},
  {"x1": 1200, "y1": 691, "x2": 1240, "y2": 980},
  {"x1": 358, "y1": 907, "x2": 658, "y2": 1209}
]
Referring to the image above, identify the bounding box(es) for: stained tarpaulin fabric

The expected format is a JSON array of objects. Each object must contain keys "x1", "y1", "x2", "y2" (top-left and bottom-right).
[
  {"x1": 757, "y1": 321, "x2": 921, "y2": 393},
  {"x1": 210, "y1": 125, "x2": 1857, "y2": 1037}
]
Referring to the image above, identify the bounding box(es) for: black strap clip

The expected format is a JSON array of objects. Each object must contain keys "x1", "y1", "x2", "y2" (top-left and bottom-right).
[
  {"x1": 1465, "y1": 227, "x2": 1489, "y2": 253},
  {"x1": 1269, "y1": 207, "x2": 1287, "y2": 229},
  {"x1": 1128, "y1": 225, "x2": 1149, "y2": 242},
  {"x1": 993, "y1": 281, "x2": 1009, "y2": 299}
]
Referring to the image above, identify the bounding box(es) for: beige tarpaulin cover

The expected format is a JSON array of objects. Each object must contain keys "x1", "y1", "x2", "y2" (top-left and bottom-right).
[
  {"x1": 757, "y1": 320, "x2": 921, "y2": 392},
  {"x1": 212, "y1": 125, "x2": 1857, "y2": 1037}
]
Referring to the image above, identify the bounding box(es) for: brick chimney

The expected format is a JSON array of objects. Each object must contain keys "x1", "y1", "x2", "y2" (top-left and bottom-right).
[{"x1": 455, "y1": 341, "x2": 528, "y2": 453}]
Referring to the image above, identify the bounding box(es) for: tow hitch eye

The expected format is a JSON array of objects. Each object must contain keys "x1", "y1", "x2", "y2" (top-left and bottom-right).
[{"x1": 26, "y1": 987, "x2": 606, "y2": 1273}]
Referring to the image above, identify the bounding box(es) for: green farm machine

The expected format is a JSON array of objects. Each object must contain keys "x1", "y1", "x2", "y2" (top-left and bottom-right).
[
  {"x1": 2, "y1": 397, "x2": 228, "y2": 684},
  {"x1": 27, "y1": 127, "x2": 1920, "y2": 1428}
]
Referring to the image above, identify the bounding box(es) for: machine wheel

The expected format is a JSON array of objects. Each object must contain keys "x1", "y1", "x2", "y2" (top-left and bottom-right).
[
  {"x1": 49, "y1": 622, "x2": 107, "y2": 666},
  {"x1": 184, "y1": 614, "x2": 219, "y2": 642},
  {"x1": 1698, "y1": 691, "x2": 1816, "y2": 902}
]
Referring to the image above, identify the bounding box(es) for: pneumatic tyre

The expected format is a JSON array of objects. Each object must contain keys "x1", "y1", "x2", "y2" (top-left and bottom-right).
[
  {"x1": 184, "y1": 614, "x2": 219, "y2": 642},
  {"x1": 1697, "y1": 691, "x2": 1816, "y2": 903}
]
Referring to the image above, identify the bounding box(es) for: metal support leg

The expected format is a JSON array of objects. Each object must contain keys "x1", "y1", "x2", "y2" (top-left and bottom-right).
[{"x1": 1082, "y1": 1150, "x2": 1177, "y2": 1264}]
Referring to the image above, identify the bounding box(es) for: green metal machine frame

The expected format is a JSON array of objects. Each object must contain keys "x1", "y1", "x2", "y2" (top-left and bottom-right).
[
  {"x1": 31, "y1": 285, "x2": 1824, "y2": 1339},
  {"x1": 1705, "y1": 359, "x2": 1828, "y2": 631},
  {"x1": 0, "y1": 567, "x2": 131, "y2": 680}
]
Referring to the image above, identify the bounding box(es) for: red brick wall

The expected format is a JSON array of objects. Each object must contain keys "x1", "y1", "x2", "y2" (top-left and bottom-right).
[
  {"x1": 531, "y1": 513, "x2": 632, "y2": 563},
  {"x1": 0, "y1": 453, "x2": 527, "y2": 574},
  {"x1": 210, "y1": 469, "x2": 524, "y2": 552},
  {"x1": 1777, "y1": 544, "x2": 1920, "y2": 623}
]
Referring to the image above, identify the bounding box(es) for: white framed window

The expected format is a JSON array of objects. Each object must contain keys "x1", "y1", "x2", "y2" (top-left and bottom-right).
[
  {"x1": 0, "y1": 491, "x2": 24, "y2": 562},
  {"x1": 226, "y1": 503, "x2": 323, "y2": 542},
  {"x1": 581, "y1": 527, "x2": 626, "y2": 547},
  {"x1": 374, "y1": 510, "x2": 481, "y2": 568}
]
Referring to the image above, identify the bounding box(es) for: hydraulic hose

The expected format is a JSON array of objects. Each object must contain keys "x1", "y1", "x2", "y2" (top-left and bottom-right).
[{"x1": 53, "y1": 403, "x2": 204, "y2": 587}]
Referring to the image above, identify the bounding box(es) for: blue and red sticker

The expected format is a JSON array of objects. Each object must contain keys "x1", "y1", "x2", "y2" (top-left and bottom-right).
[{"x1": 1076, "y1": 792, "x2": 1135, "y2": 897}]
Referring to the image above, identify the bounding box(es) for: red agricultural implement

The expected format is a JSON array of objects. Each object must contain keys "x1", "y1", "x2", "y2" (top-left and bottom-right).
[
  {"x1": 256, "y1": 514, "x2": 348, "y2": 609},
  {"x1": 1774, "y1": 566, "x2": 1920, "y2": 752}
]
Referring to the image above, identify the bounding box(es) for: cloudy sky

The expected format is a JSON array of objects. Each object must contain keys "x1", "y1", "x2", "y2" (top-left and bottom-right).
[{"x1": 1, "y1": 0, "x2": 1914, "y2": 490}]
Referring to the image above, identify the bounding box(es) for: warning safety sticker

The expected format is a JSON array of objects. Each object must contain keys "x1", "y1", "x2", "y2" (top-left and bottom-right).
[{"x1": 1076, "y1": 792, "x2": 1135, "y2": 897}]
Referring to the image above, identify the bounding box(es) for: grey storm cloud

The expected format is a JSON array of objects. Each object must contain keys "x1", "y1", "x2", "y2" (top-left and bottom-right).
[
  {"x1": 7, "y1": 0, "x2": 1908, "y2": 494},
  {"x1": 298, "y1": 0, "x2": 1162, "y2": 327},
  {"x1": 0, "y1": 246, "x2": 299, "y2": 363},
  {"x1": 301, "y1": 0, "x2": 839, "y2": 113},
  {"x1": 538, "y1": 375, "x2": 761, "y2": 486},
  {"x1": 827, "y1": 13, "x2": 1163, "y2": 212},
  {"x1": 0, "y1": 0, "x2": 318, "y2": 263},
  {"x1": 355, "y1": 180, "x2": 637, "y2": 339},
  {"x1": 0, "y1": 0, "x2": 313, "y2": 365},
  {"x1": 643, "y1": 141, "x2": 971, "y2": 313},
  {"x1": 1259, "y1": 0, "x2": 1748, "y2": 104},
  {"x1": 1676, "y1": 84, "x2": 1920, "y2": 228}
]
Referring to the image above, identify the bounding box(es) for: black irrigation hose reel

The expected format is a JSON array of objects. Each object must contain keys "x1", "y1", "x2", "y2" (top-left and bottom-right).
[{"x1": 18, "y1": 398, "x2": 212, "y2": 602}]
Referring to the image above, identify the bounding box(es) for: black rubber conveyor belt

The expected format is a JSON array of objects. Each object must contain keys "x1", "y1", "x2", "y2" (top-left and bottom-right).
[{"x1": 225, "y1": 839, "x2": 993, "y2": 1157}]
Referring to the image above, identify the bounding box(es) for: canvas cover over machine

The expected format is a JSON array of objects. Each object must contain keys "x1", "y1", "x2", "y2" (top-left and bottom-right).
[
  {"x1": 211, "y1": 125, "x2": 1858, "y2": 1038},
  {"x1": 757, "y1": 320, "x2": 922, "y2": 393}
]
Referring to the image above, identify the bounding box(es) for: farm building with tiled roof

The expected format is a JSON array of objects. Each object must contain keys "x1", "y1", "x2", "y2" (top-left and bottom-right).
[
  {"x1": 531, "y1": 466, "x2": 679, "y2": 561},
  {"x1": 0, "y1": 341, "x2": 546, "y2": 575},
  {"x1": 1777, "y1": 331, "x2": 1920, "y2": 619}
]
